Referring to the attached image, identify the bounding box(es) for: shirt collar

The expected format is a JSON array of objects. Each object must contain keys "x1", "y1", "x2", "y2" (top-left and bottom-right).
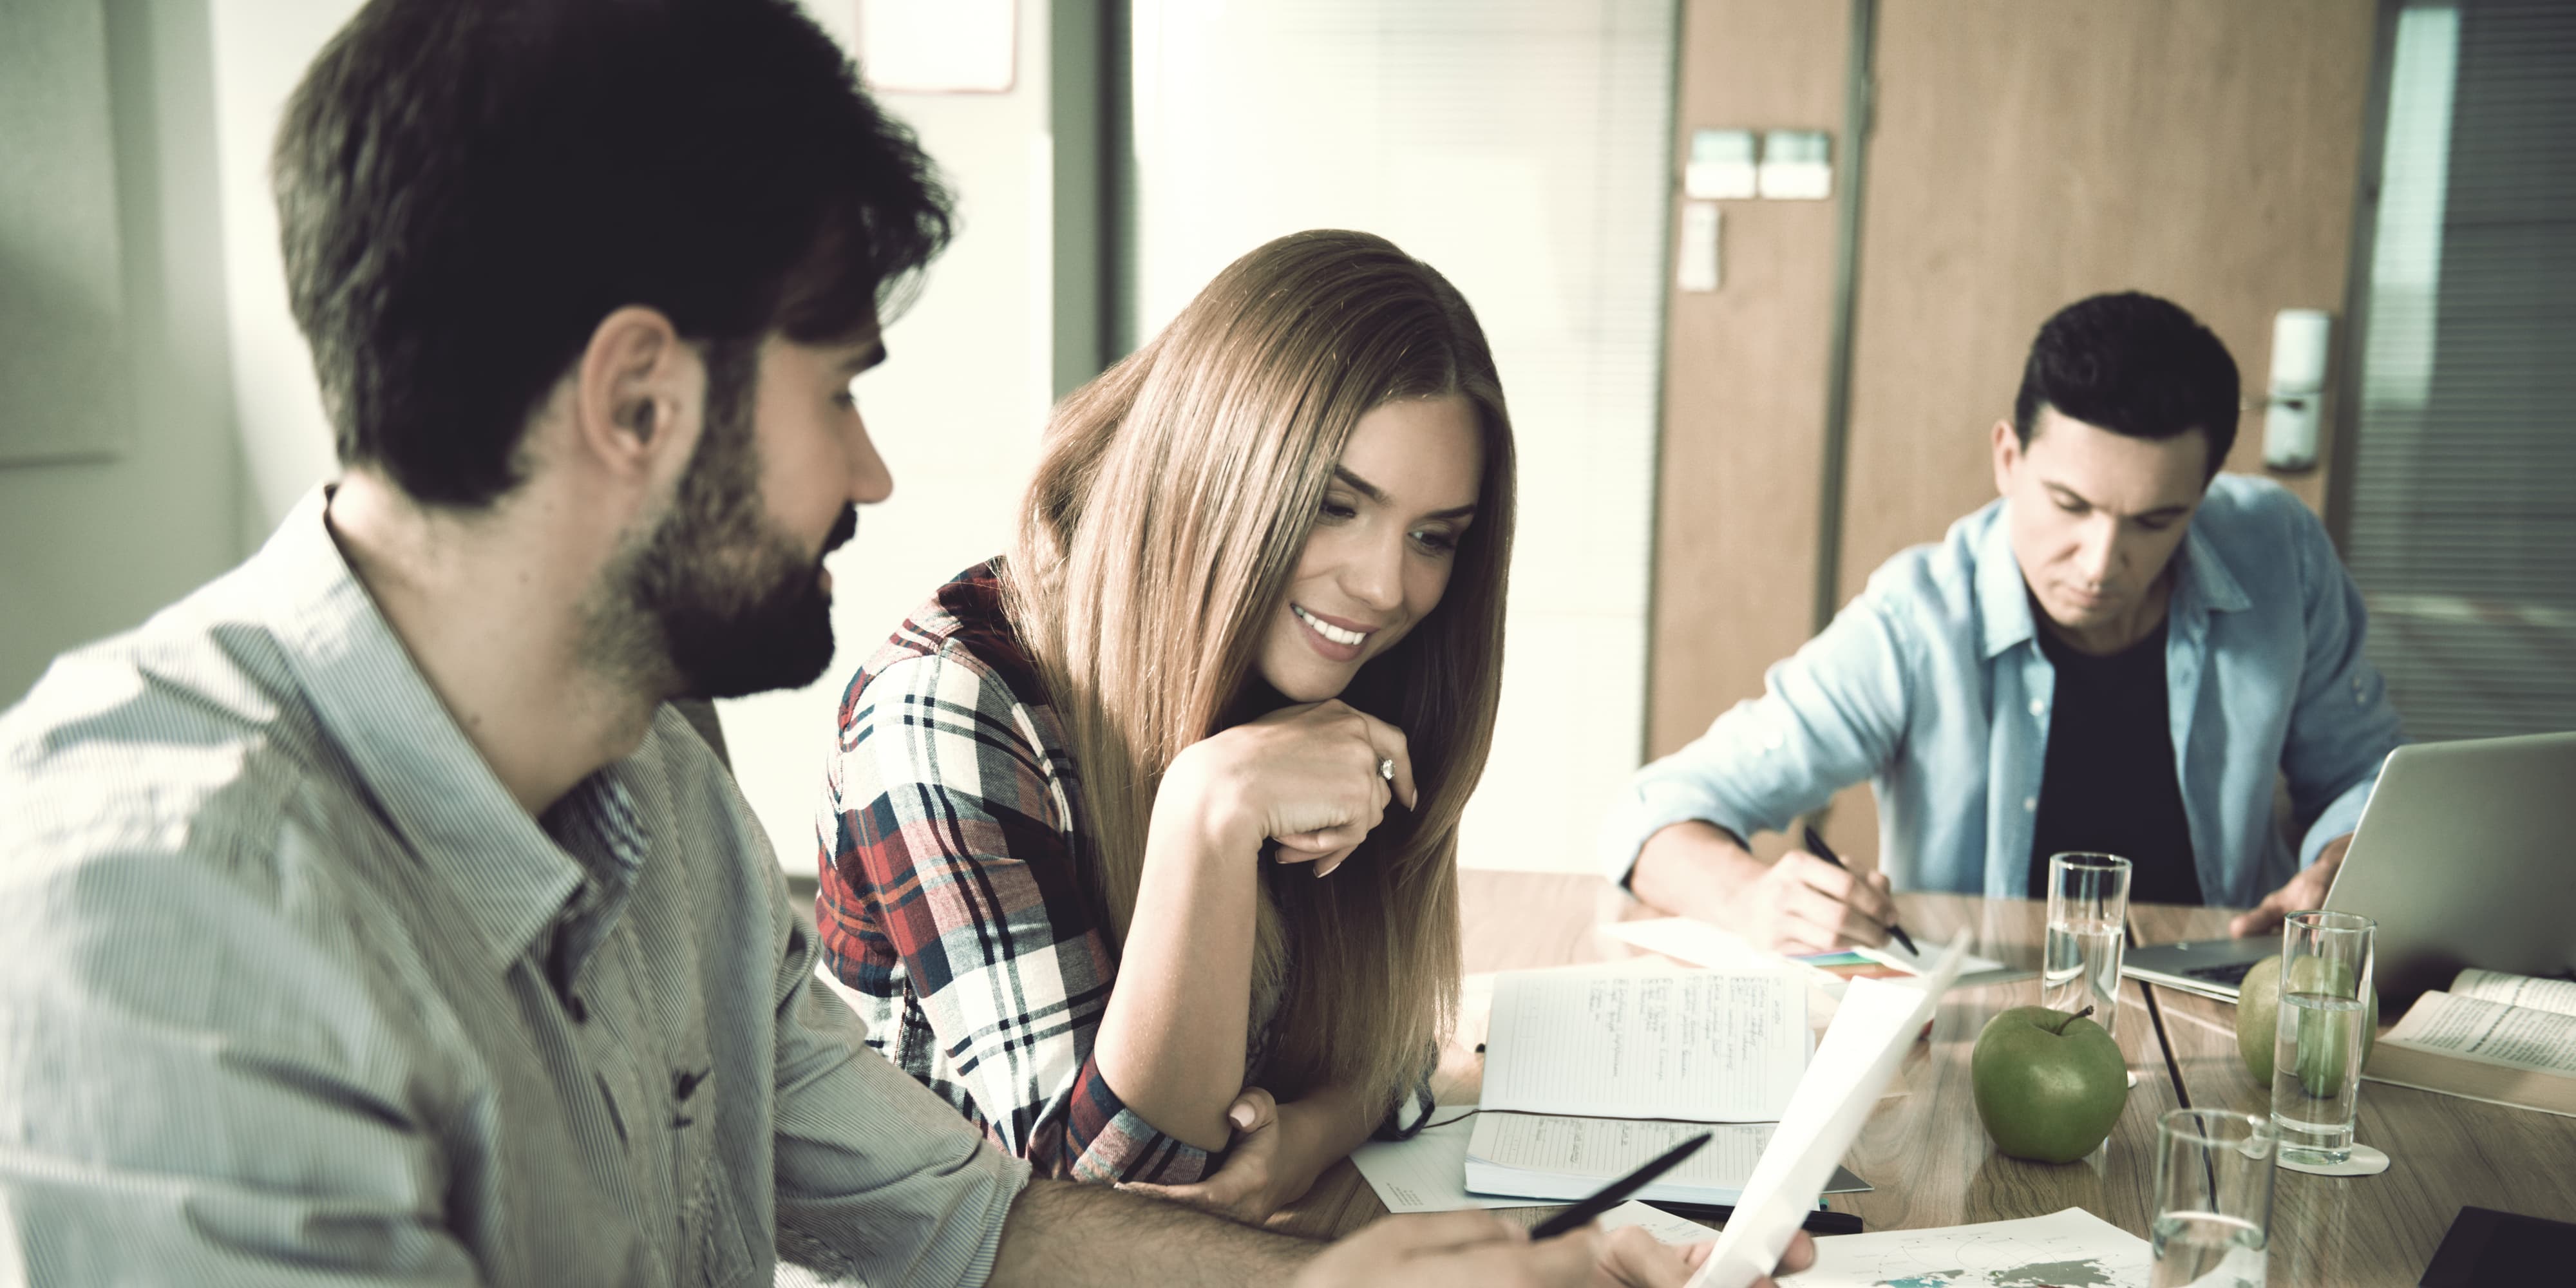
[
  {"x1": 254, "y1": 486, "x2": 584, "y2": 974},
  {"x1": 2170, "y1": 519, "x2": 2253, "y2": 619},
  {"x1": 1974, "y1": 501, "x2": 2040, "y2": 660},
  {"x1": 1974, "y1": 494, "x2": 2255, "y2": 659}
]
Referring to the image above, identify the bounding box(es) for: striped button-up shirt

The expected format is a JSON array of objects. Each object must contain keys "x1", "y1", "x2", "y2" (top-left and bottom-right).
[{"x1": 0, "y1": 488, "x2": 1028, "y2": 1285}]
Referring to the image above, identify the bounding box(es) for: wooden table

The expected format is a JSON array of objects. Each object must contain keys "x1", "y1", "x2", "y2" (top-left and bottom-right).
[
  {"x1": 1275, "y1": 873, "x2": 2576, "y2": 1287},
  {"x1": 2130, "y1": 902, "x2": 2576, "y2": 1286}
]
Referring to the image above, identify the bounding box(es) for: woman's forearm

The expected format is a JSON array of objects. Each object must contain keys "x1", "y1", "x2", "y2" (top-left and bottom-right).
[{"x1": 1090, "y1": 752, "x2": 1264, "y2": 1151}]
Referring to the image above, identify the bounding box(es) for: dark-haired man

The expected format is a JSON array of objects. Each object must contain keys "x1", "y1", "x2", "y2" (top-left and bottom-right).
[
  {"x1": 0, "y1": 1, "x2": 1808, "y2": 1285},
  {"x1": 1608, "y1": 292, "x2": 2405, "y2": 953}
]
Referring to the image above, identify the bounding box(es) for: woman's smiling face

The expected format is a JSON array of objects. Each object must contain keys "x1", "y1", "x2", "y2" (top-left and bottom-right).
[{"x1": 1255, "y1": 395, "x2": 1484, "y2": 703}]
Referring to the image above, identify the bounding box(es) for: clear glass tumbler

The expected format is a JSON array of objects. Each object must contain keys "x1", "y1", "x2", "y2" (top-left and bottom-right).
[
  {"x1": 2270, "y1": 909, "x2": 2376, "y2": 1165},
  {"x1": 2150, "y1": 1108, "x2": 2276, "y2": 1287},
  {"x1": 2043, "y1": 852, "x2": 2132, "y2": 1040}
]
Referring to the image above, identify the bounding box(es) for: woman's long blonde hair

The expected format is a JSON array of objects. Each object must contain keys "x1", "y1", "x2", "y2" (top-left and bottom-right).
[{"x1": 1003, "y1": 229, "x2": 1515, "y2": 1109}]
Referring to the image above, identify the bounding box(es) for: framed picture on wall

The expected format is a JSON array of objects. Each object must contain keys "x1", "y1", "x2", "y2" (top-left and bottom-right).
[{"x1": 0, "y1": 0, "x2": 129, "y2": 466}]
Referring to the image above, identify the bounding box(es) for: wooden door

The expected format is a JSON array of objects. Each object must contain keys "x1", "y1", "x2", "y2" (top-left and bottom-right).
[{"x1": 1648, "y1": 0, "x2": 2380, "y2": 868}]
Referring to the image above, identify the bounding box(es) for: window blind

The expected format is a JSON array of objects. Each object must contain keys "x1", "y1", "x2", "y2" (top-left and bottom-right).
[{"x1": 2345, "y1": 1, "x2": 2576, "y2": 741}]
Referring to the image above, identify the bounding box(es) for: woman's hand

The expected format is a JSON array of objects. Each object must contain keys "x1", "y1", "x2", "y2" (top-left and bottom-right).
[
  {"x1": 1118, "y1": 1087, "x2": 1291, "y2": 1222},
  {"x1": 1166, "y1": 699, "x2": 1419, "y2": 877}
]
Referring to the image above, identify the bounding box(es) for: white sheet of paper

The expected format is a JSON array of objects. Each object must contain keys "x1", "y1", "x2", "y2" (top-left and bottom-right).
[
  {"x1": 1779, "y1": 1206, "x2": 2148, "y2": 1287},
  {"x1": 1600, "y1": 1200, "x2": 1719, "y2": 1246},
  {"x1": 1854, "y1": 938, "x2": 2009, "y2": 980},
  {"x1": 1607, "y1": 917, "x2": 2011, "y2": 983},
  {"x1": 1605, "y1": 918, "x2": 1794, "y2": 971},
  {"x1": 1347, "y1": 1112, "x2": 1555, "y2": 1213},
  {"x1": 1465, "y1": 1114, "x2": 1773, "y2": 1202},
  {"x1": 1690, "y1": 935, "x2": 1968, "y2": 1288},
  {"x1": 1484, "y1": 968, "x2": 1806, "y2": 1121}
]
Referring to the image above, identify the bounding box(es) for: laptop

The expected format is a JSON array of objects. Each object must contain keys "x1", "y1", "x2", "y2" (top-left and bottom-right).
[{"x1": 2122, "y1": 731, "x2": 2576, "y2": 1006}]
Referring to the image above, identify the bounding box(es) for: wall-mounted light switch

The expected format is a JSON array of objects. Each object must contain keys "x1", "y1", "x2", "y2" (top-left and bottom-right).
[
  {"x1": 1758, "y1": 129, "x2": 1832, "y2": 200},
  {"x1": 1685, "y1": 129, "x2": 1759, "y2": 200}
]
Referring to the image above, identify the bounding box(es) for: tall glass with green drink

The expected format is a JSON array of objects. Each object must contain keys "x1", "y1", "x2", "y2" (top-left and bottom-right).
[{"x1": 2269, "y1": 910, "x2": 2376, "y2": 1166}]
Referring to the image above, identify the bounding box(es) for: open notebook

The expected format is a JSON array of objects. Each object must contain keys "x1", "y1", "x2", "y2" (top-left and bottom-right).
[
  {"x1": 1464, "y1": 1114, "x2": 1869, "y2": 1207},
  {"x1": 1467, "y1": 967, "x2": 1867, "y2": 1204},
  {"x1": 1481, "y1": 967, "x2": 1809, "y2": 1121}
]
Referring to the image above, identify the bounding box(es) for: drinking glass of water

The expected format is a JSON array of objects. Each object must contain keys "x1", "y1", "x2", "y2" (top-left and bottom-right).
[
  {"x1": 2150, "y1": 1108, "x2": 2276, "y2": 1287},
  {"x1": 2044, "y1": 852, "x2": 2132, "y2": 1040},
  {"x1": 2270, "y1": 909, "x2": 2377, "y2": 1166}
]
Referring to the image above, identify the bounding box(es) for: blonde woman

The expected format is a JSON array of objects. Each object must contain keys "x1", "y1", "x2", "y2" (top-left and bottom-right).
[{"x1": 815, "y1": 230, "x2": 1508, "y2": 1218}]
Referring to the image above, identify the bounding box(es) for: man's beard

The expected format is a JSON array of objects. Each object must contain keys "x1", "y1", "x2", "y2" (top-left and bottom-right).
[{"x1": 607, "y1": 348, "x2": 857, "y2": 701}]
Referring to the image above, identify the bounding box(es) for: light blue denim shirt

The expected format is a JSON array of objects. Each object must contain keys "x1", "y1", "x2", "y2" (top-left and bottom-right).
[{"x1": 1604, "y1": 475, "x2": 2406, "y2": 907}]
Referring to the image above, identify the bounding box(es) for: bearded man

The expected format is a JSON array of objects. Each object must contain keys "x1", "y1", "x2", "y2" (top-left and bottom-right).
[{"x1": 0, "y1": 2, "x2": 1808, "y2": 1285}]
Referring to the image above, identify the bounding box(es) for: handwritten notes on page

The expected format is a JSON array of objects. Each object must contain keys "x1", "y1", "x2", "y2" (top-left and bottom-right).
[
  {"x1": 1690, "y1": 936, "x2": 1967, "y2": 1288},
  {"x1": 1483, "y1": 968, "x2": 1808, "y2": 1122},
  {"x1": 1466, "y1": 1115, "x2": 1772, "y2": 1205}
]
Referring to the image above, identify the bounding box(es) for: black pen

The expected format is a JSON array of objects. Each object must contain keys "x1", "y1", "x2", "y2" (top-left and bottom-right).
[
  {"x1": 1527, "y1": 1132, "x2": 1712, "y2": 1240},
  {"x1": 1653, "y1": 1200, "x2": 1865, "y2": 1237},
  {"x1": 1803, "y1": 824, "x2": 1918, "y2": 956}
]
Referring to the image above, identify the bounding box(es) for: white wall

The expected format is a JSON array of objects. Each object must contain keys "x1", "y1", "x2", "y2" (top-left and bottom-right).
[
  {"x1": 0, "y1": 0, "x2": 244, "y2": 706},
  {"x1": 207, "y1": 0, "x2": 354, "y2": 545},
  {"x1": 1130, "y1": 0, "x2": 1676, "y2": 872},
  {"x1": 181, "y1": 0, "x2": 1057, "y2": 870}
]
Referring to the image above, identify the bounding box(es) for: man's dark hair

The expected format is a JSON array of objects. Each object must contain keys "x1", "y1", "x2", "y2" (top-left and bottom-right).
[
  {"x1": 2011, "y1": 292, "x2": 2240, "y2": 478},
  {"x1": 274, "y1": 0, "x2": 951, "y2": 507}
]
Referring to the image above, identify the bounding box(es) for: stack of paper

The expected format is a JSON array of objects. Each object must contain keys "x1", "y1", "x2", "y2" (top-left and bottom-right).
[{"x1": 1461, "y1": 967, "x2": 1816, "y2": 1204}]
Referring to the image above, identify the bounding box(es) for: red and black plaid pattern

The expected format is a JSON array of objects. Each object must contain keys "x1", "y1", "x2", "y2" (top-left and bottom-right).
[{"x1": 817, "y1": 563, "x2": 1215, "y2": 1185}]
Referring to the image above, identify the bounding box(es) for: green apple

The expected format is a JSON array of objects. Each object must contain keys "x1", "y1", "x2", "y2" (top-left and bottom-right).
[
  {"x1": 2235, "y1": 954, "x2": 2377, "y2": 1086},
  {"x1": 1972, "y1": 1005, "x2": 2130, "y2": 1164}
]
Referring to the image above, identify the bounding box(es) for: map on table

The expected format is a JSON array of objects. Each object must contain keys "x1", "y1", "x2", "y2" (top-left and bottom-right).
[{"x1": 1784, "y1": 1208, "x2": 2148, "y2": 1288}]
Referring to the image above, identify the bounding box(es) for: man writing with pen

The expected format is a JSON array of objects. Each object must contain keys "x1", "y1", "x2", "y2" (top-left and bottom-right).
[{"x1": 1605, "y1": 294, "x2": 2406, "y2": 951}]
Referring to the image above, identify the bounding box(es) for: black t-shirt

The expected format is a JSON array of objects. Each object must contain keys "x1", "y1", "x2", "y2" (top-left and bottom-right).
[{"x1": 2027, "y1": 616, "x2": 2202, "y2": 905}]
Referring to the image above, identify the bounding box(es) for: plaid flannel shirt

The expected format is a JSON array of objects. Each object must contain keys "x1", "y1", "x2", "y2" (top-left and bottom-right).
[{"x1": 817, "y1": 562, "x2": 1222, "y2": 1184}]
